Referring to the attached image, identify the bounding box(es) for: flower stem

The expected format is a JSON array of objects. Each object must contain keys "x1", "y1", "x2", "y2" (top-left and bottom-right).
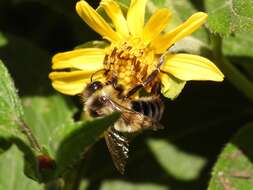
[
  {"x1": 18, "y1": 119, "x2": 41, "y2": 152},
  {"x1": 211, "y1": 34, "x2": 253, "y2": 103}
]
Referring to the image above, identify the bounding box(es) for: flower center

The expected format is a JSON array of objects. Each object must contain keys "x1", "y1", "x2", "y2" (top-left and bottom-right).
[{"x1": 103, "y1": 37, "x2": 156, "y2": 95}]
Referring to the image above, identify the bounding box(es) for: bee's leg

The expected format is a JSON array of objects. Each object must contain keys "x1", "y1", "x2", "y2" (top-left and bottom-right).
[
  {"x1": 125, "y1": 70, "x2": 159, "y2": 98},
  {"x1": 151, "y1": 82, "x2": 161, "y2": 95},
  {"x1": 106, "y1": 73, "x2": 117, "y2": 85},
  {"x1": 115, "y1": 85, "x2": 124, "y2": 98}
]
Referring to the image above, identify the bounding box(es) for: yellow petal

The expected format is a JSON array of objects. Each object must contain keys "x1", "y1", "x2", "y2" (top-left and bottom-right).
[
  {"x1": 142, "y1": 8, "x2": 172, "y2": 44},
  {"x1": 161, "y1": 54, "x2": 224, "y2": 81},
  {"x1": 100, "y1": 0, "x2": 129, "y2": 38},
  {"x1": 49, "y1": 71, "x2": 91, "y2": 95},
  {"x1": 159, "y1": 73, "x2": 186, "y2": 100},
  {"x1": 76, "y1": 0, "x2": 122, "y2": 42},
  {"x1": 52, "y1": 48, "x2": 104, "y2": 71},
  {"x1": 151, "y1": 12, "x2": 208, "y2": 54},
  {"x1": 52, "y1": 81, "x2": 89, "y2": 95},
  {"x1": 127, "y1": 0, "x2": 147, "y2": 36}
]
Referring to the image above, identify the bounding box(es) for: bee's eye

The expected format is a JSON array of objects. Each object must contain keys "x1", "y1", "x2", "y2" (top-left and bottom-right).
[{"x1": 88, "y1": 81, "x2": 103, "y2": 92}]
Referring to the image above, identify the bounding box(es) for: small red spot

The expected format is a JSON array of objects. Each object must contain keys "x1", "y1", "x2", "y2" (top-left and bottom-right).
[{"x1": 37, "y1": 155, "x2": 55, "y2": 171}]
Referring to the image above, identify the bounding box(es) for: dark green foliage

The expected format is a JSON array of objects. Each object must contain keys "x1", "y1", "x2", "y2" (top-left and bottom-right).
[
  {"x1": 0, "y1": 0, "x2": 253, "y2": 189},
  {"x1": 208, "y1": 123, "x2": 253, "y2": 189}
]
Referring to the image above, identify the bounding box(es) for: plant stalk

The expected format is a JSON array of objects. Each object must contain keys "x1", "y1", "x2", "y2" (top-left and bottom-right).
[{"x1": 211, "y1": 34, "x2": 253, "y2": 104}]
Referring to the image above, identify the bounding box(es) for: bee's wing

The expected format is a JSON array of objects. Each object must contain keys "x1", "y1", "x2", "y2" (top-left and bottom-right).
[{"x1": 105, "y1": 127, "x2": 129, "y2": 174}]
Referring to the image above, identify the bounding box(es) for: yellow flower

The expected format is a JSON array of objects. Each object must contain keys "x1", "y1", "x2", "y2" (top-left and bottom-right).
[{"x1": 49, "y1": 0, "x2": 224, "y2": 98}]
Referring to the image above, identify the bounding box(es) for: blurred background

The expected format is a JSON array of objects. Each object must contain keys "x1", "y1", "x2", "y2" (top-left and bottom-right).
[{"x1": 0, "y1": 0, "x2": 253, "y2": 189}]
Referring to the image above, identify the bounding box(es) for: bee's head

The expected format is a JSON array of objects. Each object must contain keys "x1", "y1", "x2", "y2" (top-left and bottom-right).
[
  {"x1": 82, "y1": 81, "x2": 113, "y2": 118},
  {"x1": 80, "y1": 81, "x2": 104, "y2": 101},
  {"x1": 87, "y1": 81, "x2": 103, "y2": 93}
]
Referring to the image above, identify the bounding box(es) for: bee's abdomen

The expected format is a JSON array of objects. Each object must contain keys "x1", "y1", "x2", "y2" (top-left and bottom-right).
[{"x1": 131, "y1": 98, "x2": 164, "y2": 121}]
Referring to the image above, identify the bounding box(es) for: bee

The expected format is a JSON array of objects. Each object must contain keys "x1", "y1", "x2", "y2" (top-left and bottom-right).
[{"x1": 80, "y1": 51, "x2": 166, "y2": 174}]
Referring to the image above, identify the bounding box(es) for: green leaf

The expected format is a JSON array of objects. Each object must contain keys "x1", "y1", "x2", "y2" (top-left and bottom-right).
[
  {"x1": 147, "y1": 139, "x2": 207, "y2": 181},
  {"x1": 0, "y1": 61, "x2": 32, "y2": 146},
  {"x1": 208, "y1": 122, "x2": 253, "y2": 190},
  {"x1": 0, "y1": 60, "x2": 23, "y2": 131},
  {"x1": 169, "y1": 36, "x2": 212, "y2": 56},
  {"x1": 0, "y1": 146, "x2": 43, "y2": 190},
  {"x1": 222, "y1": 30, "x2": 253, "y2": 81},
  {"x1": 10, "y1": 137, "x2": 40, "y2": 182},
  {"x1": 56, "y1": 113, "x2": 120, "y2": 175},
  {"x1": 22, "y1": 95, "x2": 76, "y2": 157},
  {"x1": 206, "y1": 0, "x2": 253, "y2": 36},
  {"x1": 100, "y1": 180, "x2": 167, "y2": 190},
  {"x1": 22, "y1": 95, "x2": 79, "y2": 181},
  {"x1": 145, "y1": 0, "x2": 196, "y2": 21},
  {"x1": 0, "y1": 61, "x2": 41, "y2": 181},
  {"x1": 161, "y1": 74, "x2": 186, "y2": 100},
  {"x1": 223, "y1": 31, "x2": 253, "y2": 57}
]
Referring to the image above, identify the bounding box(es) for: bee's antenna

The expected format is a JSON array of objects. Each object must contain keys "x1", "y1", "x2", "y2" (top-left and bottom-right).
[{"x1": 90, "y1": 69, "x2": 106, "y2": 82}]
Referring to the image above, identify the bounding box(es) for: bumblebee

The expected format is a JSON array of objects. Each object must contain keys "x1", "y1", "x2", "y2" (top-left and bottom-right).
[{"x1": 80, "y1": 50, "x2": 166, "y2": 174}]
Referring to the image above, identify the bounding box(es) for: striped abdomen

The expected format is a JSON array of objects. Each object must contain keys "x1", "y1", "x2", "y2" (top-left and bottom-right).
[{"x1": 131, "y1": 97, "x2": 164, "y2": 121}]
